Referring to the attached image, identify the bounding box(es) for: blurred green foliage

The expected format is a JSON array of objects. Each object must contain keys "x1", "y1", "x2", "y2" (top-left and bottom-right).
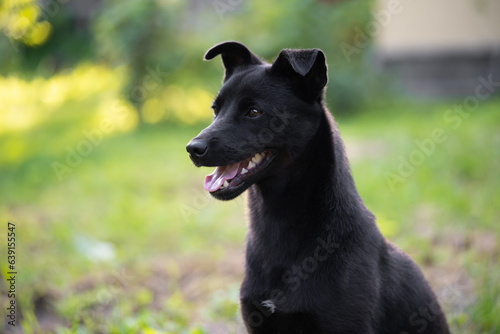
[
  {"x1": 92, "y1": 0, "x2": 186, "y2": 120},
  {"x1": 2, "y1": 0, "x2": 382, "y2": 122},
  {"x1": 0, "y1": 0, "x2": 93, "y2": 75}
]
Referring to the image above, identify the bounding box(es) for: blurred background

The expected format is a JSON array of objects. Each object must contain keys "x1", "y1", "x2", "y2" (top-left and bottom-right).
[{"x1": 0, "y1": 0, "x2": 499, "y2": 333}]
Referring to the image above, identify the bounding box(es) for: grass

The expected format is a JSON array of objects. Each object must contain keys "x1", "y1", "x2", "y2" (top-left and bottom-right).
[{"x1": 0, "y1": 67, "x2": 499, "y2": 333}]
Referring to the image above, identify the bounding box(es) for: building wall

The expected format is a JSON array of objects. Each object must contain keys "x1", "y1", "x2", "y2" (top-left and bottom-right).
[
  {"x1": 377, "y1": 0, "x2": 500, "y2": 55},
  {"x1": 375, "y1": 0, "x2": 500, "y2": 97}
]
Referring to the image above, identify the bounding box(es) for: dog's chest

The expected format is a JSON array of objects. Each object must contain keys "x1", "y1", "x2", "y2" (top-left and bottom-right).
[
  {"x1": 240, "y1": 268, "x2": 325, "y2": 333},
  {"x1": 241, "y1": 298, "x2": 319, "y2": 334}
]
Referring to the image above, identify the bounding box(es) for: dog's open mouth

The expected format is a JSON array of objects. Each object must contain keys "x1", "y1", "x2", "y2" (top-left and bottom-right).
[{"x1": 204, "y1": 151, "x2": 274, "y2": 193}]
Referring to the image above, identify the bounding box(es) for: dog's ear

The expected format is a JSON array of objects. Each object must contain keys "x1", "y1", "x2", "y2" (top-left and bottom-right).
[
  {"x1": 204, "y1": 41, "x2": 263, "y2": 81},
  {"x1": 271, "y1": 49, "x2": 328, "y2": 102}
]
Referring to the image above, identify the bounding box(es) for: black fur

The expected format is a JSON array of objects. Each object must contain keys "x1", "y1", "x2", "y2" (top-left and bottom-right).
[{"x1": 187, "y1": 41, "x2": 450, "y2": 334}]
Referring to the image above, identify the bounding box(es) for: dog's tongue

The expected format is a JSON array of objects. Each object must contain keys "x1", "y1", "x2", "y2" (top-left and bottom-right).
[{"x1": 204, "y1": 162, "x2": 240, "y2": 192}]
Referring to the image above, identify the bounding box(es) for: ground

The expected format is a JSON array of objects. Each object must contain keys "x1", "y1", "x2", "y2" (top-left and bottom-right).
[{"x1": 0, "y1": 69, "x2": 499, "y2": 333}]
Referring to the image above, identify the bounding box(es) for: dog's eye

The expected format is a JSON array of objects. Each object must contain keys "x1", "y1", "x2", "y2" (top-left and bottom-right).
[
  {"x1": 211, "y1": 105, "x2": 218, "y2": 117},
  {"x1": 247, "y1": 108, "x2": 262, "y2": 118}
]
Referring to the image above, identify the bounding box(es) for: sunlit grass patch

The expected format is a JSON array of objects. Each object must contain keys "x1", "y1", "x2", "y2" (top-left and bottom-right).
[{"x1": 0, "y1": 64, "x2": 123, "y2": 134}]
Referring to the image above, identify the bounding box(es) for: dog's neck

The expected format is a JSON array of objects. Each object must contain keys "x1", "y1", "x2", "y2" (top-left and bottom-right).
[{"x1": 246, "y1": 109, "x2": 370, "y2": 263}]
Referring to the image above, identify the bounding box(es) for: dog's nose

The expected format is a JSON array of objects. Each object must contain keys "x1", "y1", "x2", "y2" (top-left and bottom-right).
[{"x1": 186, "y1": 139, "x2": 208, "y2": 162}]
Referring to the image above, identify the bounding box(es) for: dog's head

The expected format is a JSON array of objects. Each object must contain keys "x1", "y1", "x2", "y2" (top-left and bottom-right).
[{"x1": 186, "y1": 41, "x2": 328, "y2": 200}]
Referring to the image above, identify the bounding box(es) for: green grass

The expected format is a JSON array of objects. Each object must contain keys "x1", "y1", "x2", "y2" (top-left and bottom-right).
[
  {"x1": 0, "y1": 69, "x2": 499, "y2": 333},
  {"x1": 1, "y1": 121, "x2": 246, "y2": 333}
]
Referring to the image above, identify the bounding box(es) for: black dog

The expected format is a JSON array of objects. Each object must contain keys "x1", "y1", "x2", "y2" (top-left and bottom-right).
[{"x1": 186, "y1": 41, "x2": 450, "y2": 334}]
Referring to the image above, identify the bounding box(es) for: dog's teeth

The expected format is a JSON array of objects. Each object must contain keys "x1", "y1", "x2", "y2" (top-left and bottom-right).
[
  {"x1": 223, "y1": 180, "x2": 229, "y2": 188},
  {"x1": 252, "y1": 153, "x2": 263, "y2": 165},
  {"x1": 241, "y1": 168, "x2": 248, "y2": 175},
  {"x1": 248, "y1": 161, "x2": 256, "y2": 169}
]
